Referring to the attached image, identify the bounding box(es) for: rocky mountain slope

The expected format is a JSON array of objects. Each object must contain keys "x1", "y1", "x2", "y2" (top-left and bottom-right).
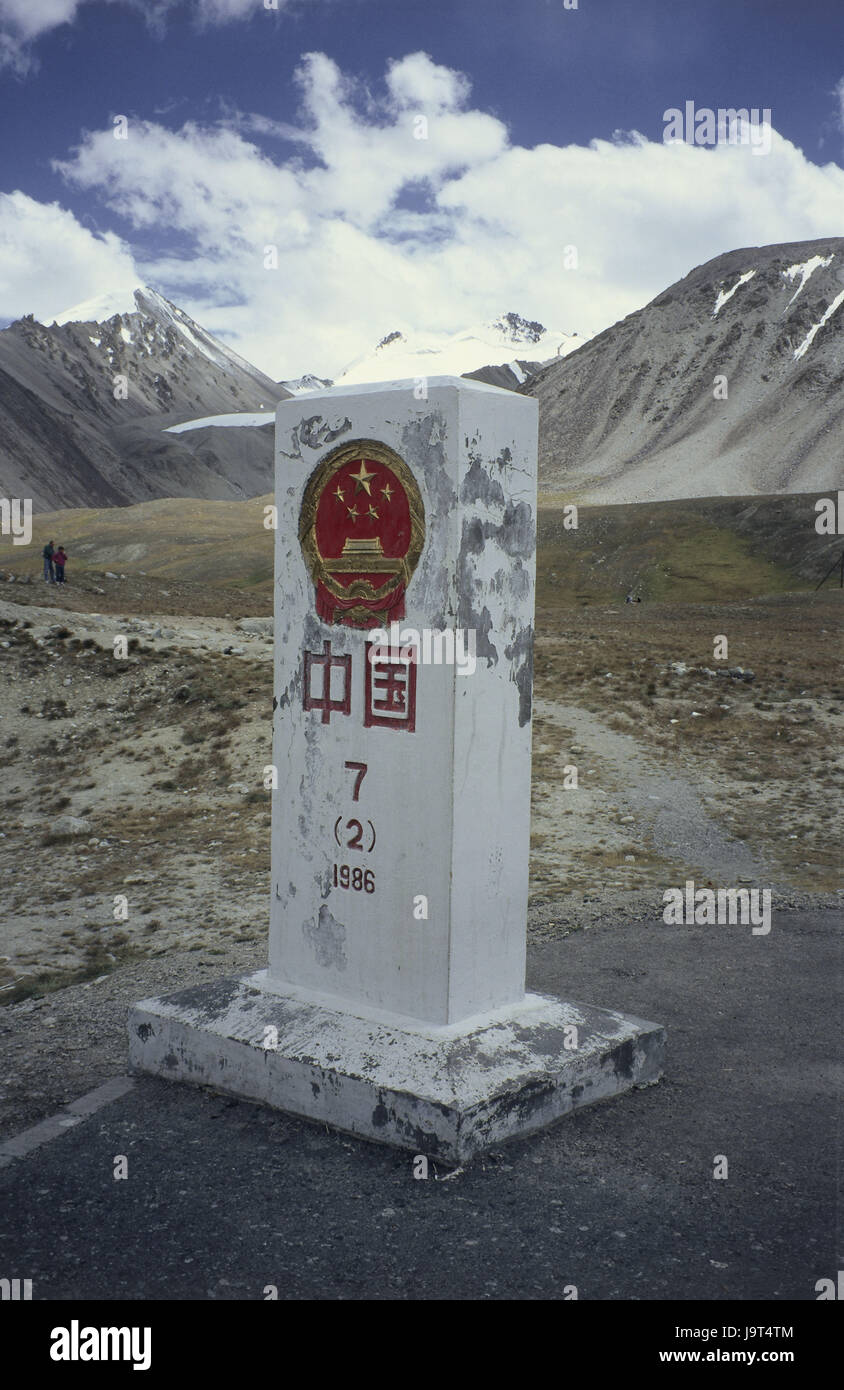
[
  {"x1": 526, "y1": 238, "x2": 844, "y2": 502},
  {"x1": 7, "y1": 241, "x2": 843, "y2": 515},
  {"x1": 0, "y1": 287, "x2": 289, "y2": 512}
]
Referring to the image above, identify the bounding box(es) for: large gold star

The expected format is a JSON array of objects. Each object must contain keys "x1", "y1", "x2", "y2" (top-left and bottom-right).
[{"x1": 350, "y1": 461, "x2": 376, "y2": 496}]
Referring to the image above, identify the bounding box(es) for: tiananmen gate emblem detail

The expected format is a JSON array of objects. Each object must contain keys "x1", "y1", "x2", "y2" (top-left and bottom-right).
[{"x1": 299, "y1": 440, "x2": 425, "y2": 628}]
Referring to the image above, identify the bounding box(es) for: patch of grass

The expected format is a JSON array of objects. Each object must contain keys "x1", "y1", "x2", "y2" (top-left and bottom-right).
[
  {"x1": 0, "y1": 944, "x2": 143, "y2": 1005},
  {"x1": 536, "y1": 494, "x2": 830, "y2": 609}
]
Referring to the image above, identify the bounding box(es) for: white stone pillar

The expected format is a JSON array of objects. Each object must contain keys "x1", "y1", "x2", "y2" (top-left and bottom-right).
[
  {"x1": 128, "y1": 376, "x2": 664, "y2": 1164},
  {"x1": 268, "y1": 377, "x2": 536, "y2": 1026}
]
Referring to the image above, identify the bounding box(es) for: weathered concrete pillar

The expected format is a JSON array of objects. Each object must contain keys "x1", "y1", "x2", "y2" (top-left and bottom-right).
[
  {"x1": 268, "y1": 378, "x2": 535, "y2": 1025},
  {"x1": 128, "y1": 377, "x2": 664, "y2": 1163}
]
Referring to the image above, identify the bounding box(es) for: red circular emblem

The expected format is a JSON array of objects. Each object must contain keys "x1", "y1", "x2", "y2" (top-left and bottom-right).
[{"x1": 299, "y1": 440, "x2": 425, "y2": 628}]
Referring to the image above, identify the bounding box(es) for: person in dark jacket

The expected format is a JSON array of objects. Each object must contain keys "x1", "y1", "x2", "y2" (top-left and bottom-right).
[
  {"x1": 53, "y1": 546, "x2": 67, "y2": 583},
  {"x1": 42, "y1": 541, "x2": 55, "y2": 583}
]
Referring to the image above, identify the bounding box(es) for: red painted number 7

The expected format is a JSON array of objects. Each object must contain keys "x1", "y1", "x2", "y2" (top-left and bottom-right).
[{"x1": 345, "y1": 761, "x2": 368, "y2": 802}]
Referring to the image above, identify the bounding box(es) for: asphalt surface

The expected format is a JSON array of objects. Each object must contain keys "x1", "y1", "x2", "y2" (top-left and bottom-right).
[{"x1": 0, "y1": 909, "x2": 840, "y2": 1302}]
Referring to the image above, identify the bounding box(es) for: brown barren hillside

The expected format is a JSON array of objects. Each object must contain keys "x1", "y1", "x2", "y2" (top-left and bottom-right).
[{"x1": 526, "y1": 237, "x2": 844, "y2": 502}]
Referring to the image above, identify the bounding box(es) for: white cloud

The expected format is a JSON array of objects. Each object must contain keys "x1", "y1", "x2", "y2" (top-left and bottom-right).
[
  {"x1": 0, "y1": 0, "x2": 84, "y2": 69},
  {"x1": 0, "y1": 0, "x2": 83, "y2": 42},
  {"x1": 386, "y1": 51, "x2": 472, "y2": 113},
  {"x1": 9, "y1": 51, "x2": 844, "y2": 378},
  {"x1": 286, "y1": 52, "x2": 506, "y2": 229},
  {"x1": 196, "y1": 0, "x2": 285, "y2": 19},
  {"x1": 0, "y1": 0, "x2": 294, "y2": 69},
  {"x1": 0, "y1": 190, "x2": 140, "y2": 320}
]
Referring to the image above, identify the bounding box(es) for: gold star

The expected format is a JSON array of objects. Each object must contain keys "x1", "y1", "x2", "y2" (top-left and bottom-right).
[
  {"x1": 334, "y1": 485, "x2": 345, "y2": 502},
  {"x1": 367, "y1": 505, "x2": 379, "y2": 521},
  {"x1": 381, "y1": 482, "x2": 393, "y2": 503},
  {"x1": 346, "y1": 505, "x2": 359, "y2": 521},
  {"x1": 350, "y1": 461, "x2": 375, "y2": 495}
]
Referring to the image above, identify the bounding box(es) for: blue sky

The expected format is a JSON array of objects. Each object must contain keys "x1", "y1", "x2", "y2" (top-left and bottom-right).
[{"x1": 1, "y1": 0, "x2": 843, "y2": 375}]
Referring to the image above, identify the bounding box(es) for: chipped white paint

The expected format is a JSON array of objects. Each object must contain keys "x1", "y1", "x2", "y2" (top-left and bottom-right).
[
  {"x1": 269, "y1": 377, "x2": 537, "y2": 1026},
  {"x1": 129, "y1": 980, "x2": 665, "y2": 1162}
]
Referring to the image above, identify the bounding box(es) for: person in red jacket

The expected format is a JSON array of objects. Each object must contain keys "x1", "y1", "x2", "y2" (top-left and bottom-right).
[{"x1": 53, "y1": 546, "x2": 67, "y2": 583}]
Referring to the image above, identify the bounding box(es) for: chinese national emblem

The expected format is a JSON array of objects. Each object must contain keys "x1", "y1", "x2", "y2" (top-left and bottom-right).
[{"x1": 299, "y1": 440, "x2": 425, "y2": 628}]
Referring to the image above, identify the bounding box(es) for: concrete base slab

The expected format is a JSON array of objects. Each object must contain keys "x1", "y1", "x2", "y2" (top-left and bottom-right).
[{"x1": 128, "y1": 973, "x2": 665, "y2": 1164}]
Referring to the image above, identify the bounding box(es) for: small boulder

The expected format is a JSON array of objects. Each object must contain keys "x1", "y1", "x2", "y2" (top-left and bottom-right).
[{"x1": 52, "y1": 815, "x2": 92, "y2": 837}]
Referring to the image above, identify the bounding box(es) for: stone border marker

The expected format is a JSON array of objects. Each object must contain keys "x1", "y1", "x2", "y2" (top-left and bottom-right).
[{"x1": 129, "y1": 377, "x2": 665, "y2": 1163}]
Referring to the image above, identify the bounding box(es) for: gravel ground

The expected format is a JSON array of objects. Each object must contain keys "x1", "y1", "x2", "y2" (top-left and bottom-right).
[
  {"x1": 0, "y1": 905, "x2": 839, "y2": 1303},
  {"x1": 1, "y1": 583, "x2": 840, "y2": 1308}
]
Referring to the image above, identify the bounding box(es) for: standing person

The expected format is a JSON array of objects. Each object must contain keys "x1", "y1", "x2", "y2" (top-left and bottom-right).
[
  {"x1": 42, "y1": 540, "x2": 55, "y2": 583},
  {"x1": 53, "y1": 545, "x2": 67, "y2": 584}
]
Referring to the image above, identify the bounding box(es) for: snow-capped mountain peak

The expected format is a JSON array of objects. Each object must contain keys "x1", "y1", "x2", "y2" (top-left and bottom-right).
[
  {"x1": 336, "y1": 313, "x2": 589, "y2": 388},
  {"x1": 278, "y1": 372, "x2": 336, "y2": 395},
  {"x1": 489, "y1": 311, "x2": 546, "y2": 345},
  {"x1": 50, "y1": 284, "x2": 266, "y2": 380},
  {"x1": 52, "y1": 284, "x2": 148, "y2": 327},
  {"x1": 0, "y1": 284, "x2": 288, "y2": 511}
]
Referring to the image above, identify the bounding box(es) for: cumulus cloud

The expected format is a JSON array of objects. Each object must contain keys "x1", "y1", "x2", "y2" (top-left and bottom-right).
[
  {"x1": 0, "y1": 190, "x2": 140, "y2": 320},
  {"x1": 386, "y1": 51, "x2": 472, "y2": 113},
  {"x1": 10, "y1": 51, "x2": 844, "y2": 376}
]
